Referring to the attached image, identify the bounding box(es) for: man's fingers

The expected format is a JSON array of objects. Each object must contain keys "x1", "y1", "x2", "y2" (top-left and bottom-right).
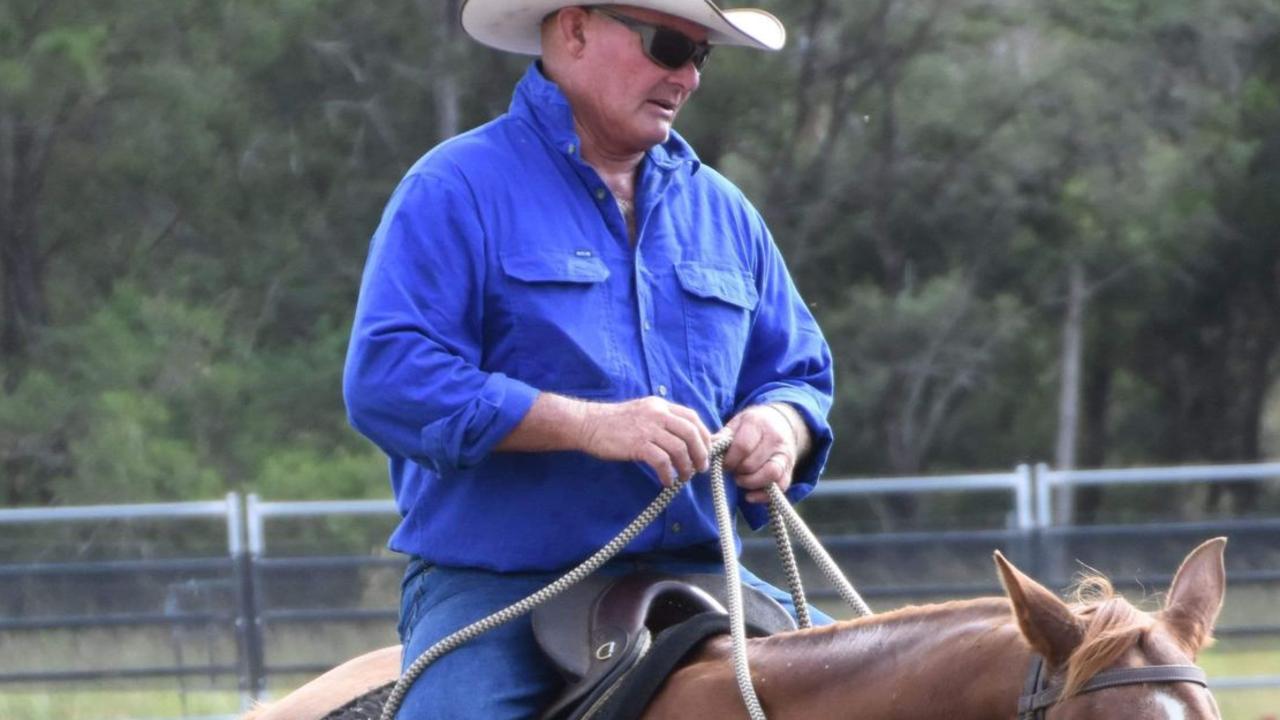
[
  {"x1": 722, "y1": 419, "x2": 761, "y2": 470},
  {"x1": 734, "y1": 438, "x2": 784, "y2": 478},
  {"x1": 667, "y1": 406, "x2": 712, "y2": 470},
  {"x1": 737, "y1": 452, "x2": 789, "y2": 488},
  {"x1": 640, "y1": 442, "x2": 677, "y2": 487},
  {"x1": 582, "y1": 397, "x2": 727, "y2": 483},
  {"x1": 735, "y1": 455, "x2": 792, "y2": 501},
  {"x1": 651, "y1": 429, "x2": 698, "y2": 481}
]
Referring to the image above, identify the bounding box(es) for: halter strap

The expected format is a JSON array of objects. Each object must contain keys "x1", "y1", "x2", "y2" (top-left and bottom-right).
[{"x1": 1018, "y1": 655, "x2": 1208, "y2": 718}]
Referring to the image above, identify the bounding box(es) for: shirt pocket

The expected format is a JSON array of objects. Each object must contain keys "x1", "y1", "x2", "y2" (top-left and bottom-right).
[
  {"x1": 499, "y1": 251, "x2": 619, "y2": 397},
  {"x1": 675, "y1": 261, "x2": 759, "y2": 411}
]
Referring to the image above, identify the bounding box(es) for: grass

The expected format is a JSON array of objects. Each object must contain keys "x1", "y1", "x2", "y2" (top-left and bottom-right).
[
  {"x1": 1200, "y1": 637, "x2": 1280, "y2": 719},
  {"x1": 0, "y1": 688, "x2": 241, "y2": 720}
]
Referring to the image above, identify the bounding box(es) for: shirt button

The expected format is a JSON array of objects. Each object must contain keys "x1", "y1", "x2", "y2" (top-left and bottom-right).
[
  {"x1": 672, "y1": 522, "x2": 683, "y2": 534},
  {"x1": 657, "y1": 385, "x2": 668, "y2": 397},
  {"x1": 566, "y1": 143, "x2": 576, "y2": 154},
  {"x1": 595, "y1": 188, "x2": 607, "y2": 201},
  {"x1": 643, "y1": 321, "x2": 652, "y2": 332}
]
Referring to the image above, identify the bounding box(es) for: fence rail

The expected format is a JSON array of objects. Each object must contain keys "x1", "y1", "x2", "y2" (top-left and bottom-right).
[{"x1": 2, "y1": 462, "x2": 1278, "y2": 708}]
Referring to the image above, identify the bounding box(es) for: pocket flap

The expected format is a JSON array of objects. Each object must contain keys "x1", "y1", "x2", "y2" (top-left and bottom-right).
[
  {"x1": 502, "y1": 252, "x2": 610, "y2": 284},
  {"x1": 675, "y1": 262, "x2": 759, "y2": 310}
]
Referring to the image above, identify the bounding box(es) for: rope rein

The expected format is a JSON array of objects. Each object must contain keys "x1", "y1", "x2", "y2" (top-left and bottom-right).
[
  {"x1": 378, "y1": 436, "x2": 870, "y2": 720},
  {"x1": 708, "y1": 440, "x2": 767, "y2": 719},
  {"x1": 767, "y1": 482, "x2": 873, "y2": 618}
]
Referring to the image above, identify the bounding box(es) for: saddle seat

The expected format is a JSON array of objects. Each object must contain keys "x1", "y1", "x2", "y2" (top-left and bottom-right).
[{"x1": 533, "y1": 572, "x2": 797, "y2": 720}]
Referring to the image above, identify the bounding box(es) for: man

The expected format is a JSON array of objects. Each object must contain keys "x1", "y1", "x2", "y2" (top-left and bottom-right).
[{"x1": 343, "y1": 2, "x2": 835, "y2": 717}]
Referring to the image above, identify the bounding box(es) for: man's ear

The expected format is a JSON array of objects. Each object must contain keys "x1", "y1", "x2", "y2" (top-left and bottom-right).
[{"x1": 550, "y1": 7, "x2": 590, "y2": 56}]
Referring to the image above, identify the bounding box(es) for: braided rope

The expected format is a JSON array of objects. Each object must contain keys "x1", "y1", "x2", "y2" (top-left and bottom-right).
[
  {"x1": 377, "y1": 454, "x2": 704, "y2": 720},
  {"x1": 378, "y1": 436, "x2": 870, "y2": 720},
  {"x1": 709, "y1": 441, "x2": 768, "y2": 720},
  {"x1": 767, "y1": 483, "x2": 873, "y2": 618},
  {"x1": 768, "y1": 499, "x2": 810, "y2": 629}
]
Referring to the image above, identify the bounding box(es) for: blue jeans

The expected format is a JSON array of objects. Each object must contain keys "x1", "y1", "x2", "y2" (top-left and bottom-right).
[{"x1": 395, "y1": 552, "x2": 834, "y2": 719}]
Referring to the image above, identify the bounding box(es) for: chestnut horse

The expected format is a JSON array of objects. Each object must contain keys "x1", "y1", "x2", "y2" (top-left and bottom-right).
[{"x1": 244, "y1": 537, "x2": 1226, "y2": 720}]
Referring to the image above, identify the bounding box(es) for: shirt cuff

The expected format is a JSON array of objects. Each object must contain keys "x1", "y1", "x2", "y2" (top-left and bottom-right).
[
  {"x1": 734, "y1": 388, "x2": 834, "y2": 529},
  {"x1": 419, "y1": 373, "x2": 539, "y2": 474}
]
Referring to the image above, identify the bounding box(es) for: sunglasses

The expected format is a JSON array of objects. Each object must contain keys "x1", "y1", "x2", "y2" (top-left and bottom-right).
[{"x1": 592, "y1": 7, "x2": 712, "y2": 71}]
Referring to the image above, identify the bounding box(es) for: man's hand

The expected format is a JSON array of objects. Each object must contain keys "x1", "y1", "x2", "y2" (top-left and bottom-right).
[
  {"x1": 579, "y1": 397, "x2": 713, "y2": 486},
  {"x1": 717, "y1": 403, "x2": 810, "y2": 503}
]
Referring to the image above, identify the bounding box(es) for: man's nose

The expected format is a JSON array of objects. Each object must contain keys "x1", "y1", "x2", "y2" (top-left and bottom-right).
[{"x1": 668, "y1": 60, "x2": 701, "y2": 93}]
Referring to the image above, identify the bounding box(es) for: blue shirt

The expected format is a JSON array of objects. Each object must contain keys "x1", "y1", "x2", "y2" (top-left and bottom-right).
[{"x1": 344, "y1": 64, "x2": 834, "y2": 572}]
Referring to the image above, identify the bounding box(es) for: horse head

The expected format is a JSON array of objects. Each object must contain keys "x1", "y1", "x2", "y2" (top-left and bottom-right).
[{"x1": 995, "y1": 537, "x2": 1226, "y2": 719}]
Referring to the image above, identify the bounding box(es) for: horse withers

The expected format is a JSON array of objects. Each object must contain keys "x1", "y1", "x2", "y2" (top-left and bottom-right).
[{"x1": 243, "y1": 537, "x2": 1227, "y2": 719}]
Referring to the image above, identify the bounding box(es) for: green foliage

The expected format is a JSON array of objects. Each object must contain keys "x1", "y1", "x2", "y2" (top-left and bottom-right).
[
  {"x1": 822, "y1": 273, "x2": 1030, "y2": 473},
  {"x1": 2, "y1": 0, "x2": 1279, "y2": 514},
  {"x1": 258, "y1": 445, "x2": 387, "y2": 500},
  {"x1": 65, "y1": 390, "x2": 222, "y2": 503}
]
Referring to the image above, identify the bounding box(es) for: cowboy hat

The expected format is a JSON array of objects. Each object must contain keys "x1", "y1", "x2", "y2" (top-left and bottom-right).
[{"x1": 459, "y1": 1, "x2": 786, "y2": 56}]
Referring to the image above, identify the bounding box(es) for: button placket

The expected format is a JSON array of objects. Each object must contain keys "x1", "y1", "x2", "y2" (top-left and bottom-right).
[{"x1": 635, "y1": 262, "x2": 666, "y2": 400}]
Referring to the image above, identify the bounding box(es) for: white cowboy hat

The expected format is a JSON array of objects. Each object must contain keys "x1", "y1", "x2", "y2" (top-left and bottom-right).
[{"x1": 459, "y1": 1, "x2": 786, "y2": 56}]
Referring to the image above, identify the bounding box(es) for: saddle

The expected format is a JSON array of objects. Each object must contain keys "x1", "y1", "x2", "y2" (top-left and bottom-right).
[{"x1": 533, "y1": 572, "x2": 797, "y2": 720}]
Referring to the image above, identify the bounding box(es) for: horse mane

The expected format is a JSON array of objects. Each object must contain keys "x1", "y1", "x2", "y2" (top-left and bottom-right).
[{"x1": 1061, "y1": 572, "x2": 1155, "y2": 699}]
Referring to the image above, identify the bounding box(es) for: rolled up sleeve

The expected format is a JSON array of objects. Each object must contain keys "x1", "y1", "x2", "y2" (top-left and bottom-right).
[
  {"x1": 343, "y1": 171, "x2": 537, "y2": 475},
  {"x1": 733, "y1": 222, "x2": 835, "y2": 527}
]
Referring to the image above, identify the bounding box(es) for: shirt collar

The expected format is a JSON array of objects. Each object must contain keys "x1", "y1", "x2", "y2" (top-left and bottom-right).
[{"x1": 510, "y1": 62, "x2": 702, "y2": 176}]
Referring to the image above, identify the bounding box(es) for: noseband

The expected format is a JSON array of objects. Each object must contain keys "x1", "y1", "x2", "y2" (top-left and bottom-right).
[{"x1": 1018, "y1": 655, "x2": 1208, "y2": 718}]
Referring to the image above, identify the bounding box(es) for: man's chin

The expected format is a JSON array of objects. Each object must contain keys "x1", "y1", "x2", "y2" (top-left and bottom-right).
[
  {"x1": 616, "y1": 120, "x2": 673, "y2": 153},
  {"x1": 642, "y1": 123, "x2": 673, "y2": 149}
]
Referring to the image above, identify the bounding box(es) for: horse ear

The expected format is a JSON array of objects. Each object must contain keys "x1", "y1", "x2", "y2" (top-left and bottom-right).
[
  {"x1": 1161, "y1": 537, "x2": 1227, "y2": 656},
  {"x1": 994, "y1": 550, "x2": 1084, "y2": 668}
]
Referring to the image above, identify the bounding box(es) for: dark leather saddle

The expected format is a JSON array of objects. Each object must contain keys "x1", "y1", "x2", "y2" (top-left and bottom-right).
[{"x1": 533, "y1": 572, "x2": 797, "y2": 720}]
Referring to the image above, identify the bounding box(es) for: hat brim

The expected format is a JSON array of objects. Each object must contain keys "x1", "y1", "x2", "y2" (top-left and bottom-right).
[{"x1": 459, "y1": 0, "x2": 786, "y2": 56}]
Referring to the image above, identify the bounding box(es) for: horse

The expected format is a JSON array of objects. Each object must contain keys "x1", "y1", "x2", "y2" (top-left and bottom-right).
[{"x1": 243, "y1": 537, "x2": 1226, "y2": 719}]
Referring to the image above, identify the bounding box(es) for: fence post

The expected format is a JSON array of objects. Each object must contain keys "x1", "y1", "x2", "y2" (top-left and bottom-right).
[
  {"x1": 1033, "y1": 463, "x2": 1054, "y2": 530},
  {"x1": 1012, "y1": 464, "x2": 1038, "y2": 573},
  {"x1": 1035, "y1": 463, "x2": 1079, "y2": 586},
  {"x1": 234, "y1": 494, "x2": 266, "y2": 704}
]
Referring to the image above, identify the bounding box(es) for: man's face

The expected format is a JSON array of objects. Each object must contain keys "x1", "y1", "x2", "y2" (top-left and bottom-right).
[{"x1": 575, "y1": 5, "x2": 708, "y2": 154}]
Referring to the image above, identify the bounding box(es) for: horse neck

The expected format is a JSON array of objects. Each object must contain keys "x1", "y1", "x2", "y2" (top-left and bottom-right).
[{"x1": 761, "y1": 597, "x2": 1033, "y2": 719}]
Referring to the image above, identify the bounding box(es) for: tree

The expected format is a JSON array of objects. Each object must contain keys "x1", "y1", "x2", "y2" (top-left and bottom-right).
[{"x1": 0, "y1": 1, "x2": 114, "y2": 386}]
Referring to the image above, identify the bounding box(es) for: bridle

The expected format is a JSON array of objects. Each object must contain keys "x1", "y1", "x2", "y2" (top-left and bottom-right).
[{"x1": 1018, "y1": 654, "x2": 1209, "y2": 718}]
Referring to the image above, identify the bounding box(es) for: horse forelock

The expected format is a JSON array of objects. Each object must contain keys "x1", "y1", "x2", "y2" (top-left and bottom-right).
[{"x1": 1061, "y1": 573, "x2": 1156, "y2": 699}]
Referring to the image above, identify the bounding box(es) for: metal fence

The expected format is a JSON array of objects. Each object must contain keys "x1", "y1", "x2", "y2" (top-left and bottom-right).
[
  {"x1": 0, "y1": 496, "x2": 252, "y2": 702},
  {"x1": 2, "y1": 461, "x2": 1278, "y2": 709}
]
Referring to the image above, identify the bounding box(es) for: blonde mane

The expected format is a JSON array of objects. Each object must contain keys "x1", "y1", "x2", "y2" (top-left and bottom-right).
[{"x1": 1061, "y1": 573, "x2": 1155, "y2": 698}]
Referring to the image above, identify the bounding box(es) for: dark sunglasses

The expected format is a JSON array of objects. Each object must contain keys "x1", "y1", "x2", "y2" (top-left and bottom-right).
[{"x1": 592, "y1": 7, "x2": 712, "y2": 71}]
